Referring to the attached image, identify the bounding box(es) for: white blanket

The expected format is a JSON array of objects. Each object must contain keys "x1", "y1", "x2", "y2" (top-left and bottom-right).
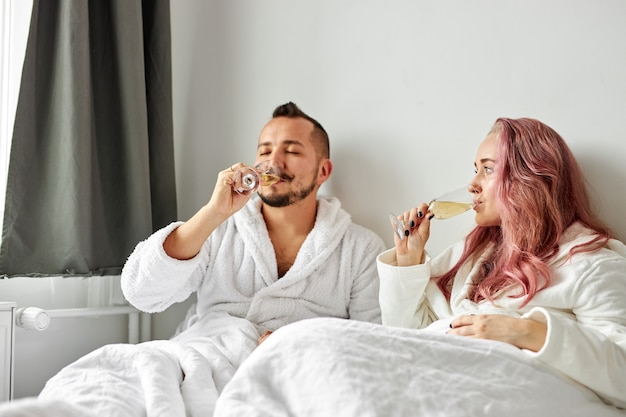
[
  {"x1": 3, "y1": 315, "x2": 625, "y2": 417},
  {"x1": 0, "y1": 313, "x2": 259, "y2": 417},
  {"x1": 214, "y1": 317, "x2": 626, "y2": 417}
]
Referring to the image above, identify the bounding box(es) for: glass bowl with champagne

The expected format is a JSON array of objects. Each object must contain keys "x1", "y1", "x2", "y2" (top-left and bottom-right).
[
  {"x1": 232, "y1": 161, "x2": 281, "y2": 195},
  {"x1": 390, "y1": 185, "x2": 474, "y2": 240}
]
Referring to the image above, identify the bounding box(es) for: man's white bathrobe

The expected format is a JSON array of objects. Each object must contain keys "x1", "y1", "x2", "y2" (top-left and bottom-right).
[
  {"x1": 122, "y1": 195, "x2": 385, "y2": 336},
  {"x1": 122, "y1": 197, "x2": 384, "y2": 333}
]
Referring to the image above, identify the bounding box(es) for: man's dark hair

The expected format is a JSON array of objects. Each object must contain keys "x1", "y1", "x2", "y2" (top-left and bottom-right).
[{"x1": 272, "y1": 102, "x2": 330, "y2": 158}]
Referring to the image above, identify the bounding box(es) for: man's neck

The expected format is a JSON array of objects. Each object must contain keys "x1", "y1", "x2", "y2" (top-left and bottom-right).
[{"x1": 262, "y1": 197, "x2": 318, "y2": 237}]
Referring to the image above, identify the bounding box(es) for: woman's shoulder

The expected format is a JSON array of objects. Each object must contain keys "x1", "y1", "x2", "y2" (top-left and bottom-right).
[
  {"x1": 559, "y1": 222, "x2": 626, "y2": 260},
  {"x1": 551, "y1": 224, "x2": 626, "y2": 288}
]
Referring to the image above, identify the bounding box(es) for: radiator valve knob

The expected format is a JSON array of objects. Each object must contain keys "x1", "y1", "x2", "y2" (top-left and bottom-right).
[{"x1": 16, "y1": 307, "x2": 50, "y2": 331}]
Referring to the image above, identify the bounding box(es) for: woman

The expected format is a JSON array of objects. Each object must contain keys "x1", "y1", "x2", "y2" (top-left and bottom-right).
[{"x1": 378, "y1": 117, "x2": 626, "y2": 408}]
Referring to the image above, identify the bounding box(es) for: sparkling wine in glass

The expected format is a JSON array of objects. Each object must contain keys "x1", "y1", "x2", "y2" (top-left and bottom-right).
[
  {"x1": 389, "y1": 186, "x2": 474, "y2": 240},
  {"x1": 232, "y1": 161, "x2": 281, "y2": 195},
  {"x1": 258, "y1": 163, "x2": 281, "y2": 187}
]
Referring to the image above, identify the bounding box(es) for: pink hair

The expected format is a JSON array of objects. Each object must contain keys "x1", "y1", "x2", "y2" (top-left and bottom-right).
[{"x1": 436, "y1": 118, "x2": 611, "y2": 306}]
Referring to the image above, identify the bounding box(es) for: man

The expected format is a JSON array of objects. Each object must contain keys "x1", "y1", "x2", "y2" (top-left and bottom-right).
[
  {"x1": 0, "y1": 102, "x2": 386, "y2": 417},
  {"x1": 121, "y1": 102, "x2": 385, "y2": 341}
]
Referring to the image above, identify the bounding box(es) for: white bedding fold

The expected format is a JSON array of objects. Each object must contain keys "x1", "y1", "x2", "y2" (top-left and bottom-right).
[
  {"x1": 0, "y1": 313, "x2": 259, "y2": 417},
  {"x1": 215, "y1": 317, "x2": 626, "y2": 417}
]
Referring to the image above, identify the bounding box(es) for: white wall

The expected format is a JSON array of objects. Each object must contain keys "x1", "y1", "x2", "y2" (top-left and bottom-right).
[{"x1": 169, "y1": 0, "x2": 626, "y2": 264}]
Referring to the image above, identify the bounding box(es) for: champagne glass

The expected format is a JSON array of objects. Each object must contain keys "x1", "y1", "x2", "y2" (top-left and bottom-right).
[
  {"x1": 232, "y1": 161, "x2": 281, "y2": 195},
  {"x1": 389, "y1": 185, "x2": 474, "y2": 240}
]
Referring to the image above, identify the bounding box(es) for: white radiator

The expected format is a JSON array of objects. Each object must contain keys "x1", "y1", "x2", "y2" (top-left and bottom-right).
[{"x1": 15, "y1": 305, "x2": 151, "y2": 343}]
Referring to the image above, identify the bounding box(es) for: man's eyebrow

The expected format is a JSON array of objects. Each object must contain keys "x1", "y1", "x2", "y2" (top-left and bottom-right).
[{"x1": 257, "y1": 140, "x2": 305, "y2": 149}]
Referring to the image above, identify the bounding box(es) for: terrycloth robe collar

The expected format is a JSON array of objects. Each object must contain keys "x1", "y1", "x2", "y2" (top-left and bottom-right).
[{"x1": 233, "y1": 195, "x2": 352, "y2": 287}]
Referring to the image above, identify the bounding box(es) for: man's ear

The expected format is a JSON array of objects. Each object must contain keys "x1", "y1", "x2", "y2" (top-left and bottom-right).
[{"x1": 316, "y1": 158, "x2": 333, "y2": 185}]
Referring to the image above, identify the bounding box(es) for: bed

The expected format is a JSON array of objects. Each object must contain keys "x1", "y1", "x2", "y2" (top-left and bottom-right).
[{"x1": 0, "y1": 316, "x2": 624, "y2": 417}]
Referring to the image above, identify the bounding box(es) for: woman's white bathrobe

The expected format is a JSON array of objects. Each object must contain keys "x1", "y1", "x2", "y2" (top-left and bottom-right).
[
  {"x1": 122, "y1": 195, "x2": 385, "y2": 336},
  {"x1": 377, "y1": 222, "x2": 626, "y2": 408}
]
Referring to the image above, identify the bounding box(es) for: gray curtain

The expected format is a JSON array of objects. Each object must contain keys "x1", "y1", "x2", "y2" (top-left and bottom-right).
[{"x1": 0, "y1": 0, "x2": 177, "y2": 277}]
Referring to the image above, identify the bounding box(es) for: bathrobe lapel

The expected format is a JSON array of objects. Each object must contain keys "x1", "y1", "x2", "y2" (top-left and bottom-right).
[
  {"x1": 235, "y1": 196, "x2": 351, "y2": 288},
  {"x1": 237, "y1": 197, "x2": 352, "y2": 328},
  {"x1": 233, "y1": 196, "x2": 278, "y2": 287}
]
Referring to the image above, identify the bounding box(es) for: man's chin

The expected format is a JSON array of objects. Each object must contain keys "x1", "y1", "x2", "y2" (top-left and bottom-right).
[
  {"x1": 258, "y1": 192, "x2": 292, "y2": 208},
  {"x1": 259, "y1": 181, "x2": 317, "y2": 208}
]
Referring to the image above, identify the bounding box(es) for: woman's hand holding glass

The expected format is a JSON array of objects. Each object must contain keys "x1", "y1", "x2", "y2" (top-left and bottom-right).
[
  {"x1": 390, "y1": 186, "x2": 474, "y2": 266},
  {"x1": 390, "y1": 204, "x2": 432, "y2": 267}
]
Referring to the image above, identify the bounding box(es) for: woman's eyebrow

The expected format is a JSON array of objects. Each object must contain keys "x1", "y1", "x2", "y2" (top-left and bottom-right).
[{"x1": 475, "y1": 158, "x2": 496, "y2": 166}]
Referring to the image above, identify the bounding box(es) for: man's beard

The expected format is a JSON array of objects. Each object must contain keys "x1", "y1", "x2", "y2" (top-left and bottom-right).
[{"x1": 259, "y1": 177, "x2": 317, "y2": 208}]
